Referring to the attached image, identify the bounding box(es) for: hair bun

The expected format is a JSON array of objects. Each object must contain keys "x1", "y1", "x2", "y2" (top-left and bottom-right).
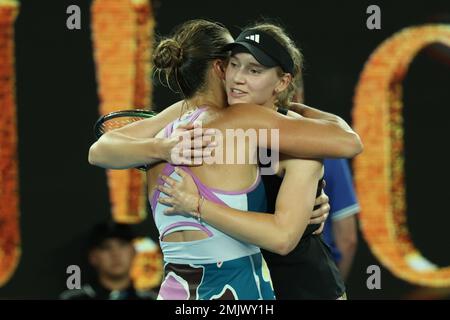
[{"x1": 153, "y1": 38, "x2": 183, "y2": 69}]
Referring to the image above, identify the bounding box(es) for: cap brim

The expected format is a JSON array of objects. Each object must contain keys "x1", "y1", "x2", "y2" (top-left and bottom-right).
[{"x1": 223, "y1": 42, "x2": 279, "y2": 68}]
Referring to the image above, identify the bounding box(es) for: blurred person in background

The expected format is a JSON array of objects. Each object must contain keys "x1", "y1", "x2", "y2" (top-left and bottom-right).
[
  {"x1": 60, "y1": 221, "x2": 157, "y2": 300},
  {"x1": 321, "y1": 158, "x2": 359, "y2": 281}
]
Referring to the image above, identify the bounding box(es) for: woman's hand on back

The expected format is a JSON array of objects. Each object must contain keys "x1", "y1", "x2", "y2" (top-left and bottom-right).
[
  {"x1": 157, "y1": 167, "x2": 201, "y2": 216},
  {"x1": 165, "y1": 123, "x2": 218, "y2": 166}
]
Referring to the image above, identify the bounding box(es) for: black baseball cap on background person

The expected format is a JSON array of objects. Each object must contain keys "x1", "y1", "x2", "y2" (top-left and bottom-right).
[
  {"x1": 223, "y1": 29, "x2": 294, "y2": 74},
  {"x1": 87, "y1": 221, "x2": 135, "y2": 250}
]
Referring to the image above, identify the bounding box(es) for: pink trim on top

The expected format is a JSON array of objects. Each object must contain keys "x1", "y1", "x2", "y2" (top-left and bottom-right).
[
  {"x1": 150, "y1": 162, "x2": 231, "y2": 217},
  {"x1": 166, "y1": 121, "x2": 175, "y2": 137},
  {"x1": 164, "y1": 106, "x2": 208, "y2": 138},
  {"x1": 178, "y1": 167, "x2": 239, "y2": 206},
  {"x1": 150, "y1": 164, "x2": 175, "y2": 216},
  {"x1": 148, "y1": 163, "x2": 228, "y2": 208},
  {"x1": 160, "y1": 222, "x2": 213, "y2": 240},
  {"x1": 164, "y1": 123, "x2": 172, "y2": 138},
  {"x1": 189, "y1": 106, "x2": 207, "y2": 122},
  {"x1": 181, "y1": 166, "x2": 261, "y2": 195}
]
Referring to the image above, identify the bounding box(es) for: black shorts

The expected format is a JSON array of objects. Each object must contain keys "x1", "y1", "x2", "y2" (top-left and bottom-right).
[{"x1": 262, "y1": 235, "x2": 346, "y2": 300}]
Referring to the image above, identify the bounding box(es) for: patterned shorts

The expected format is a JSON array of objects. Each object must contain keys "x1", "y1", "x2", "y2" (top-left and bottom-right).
[{"x1": 157, "y1": 253, "x2": 275, "y2": 300}]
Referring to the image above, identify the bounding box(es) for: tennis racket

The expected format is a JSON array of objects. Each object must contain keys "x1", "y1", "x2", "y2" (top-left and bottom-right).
[
  {"x1": 94, "y1": 109, "x2": 157, "y2": 139},
  {"x1": 93, "y1": 109, "x2": 158, "y2": 170}
]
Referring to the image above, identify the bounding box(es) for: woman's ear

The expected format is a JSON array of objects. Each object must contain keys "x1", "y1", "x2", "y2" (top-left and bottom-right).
[
  {"x1": 275, "y1": 73, "x2": 292, "y2": 94},
  {"x1": 212, "y1": 59, "x2": 226, "y2": 80}
]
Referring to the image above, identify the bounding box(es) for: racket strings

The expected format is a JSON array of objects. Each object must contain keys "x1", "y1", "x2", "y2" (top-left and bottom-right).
[{"x1": 99, "y1": 116, "x2": 147, "y2": 134}]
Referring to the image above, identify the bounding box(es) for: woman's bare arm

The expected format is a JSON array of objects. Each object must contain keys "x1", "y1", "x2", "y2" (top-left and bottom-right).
[
  {"x1": 89, "y1": 100, "x2": 362, "y2": 168},
  {"x1": 289, "y1": 102, "x2": 357, "y2": 135},
  {"x1": 88, "y1": 101, "x2": 184, "y2": 169},
  {"x1": 159, "y1": 160, "x2": 323, "y2": 255},
  {"x1": 210, "y1": 103, "x2": 363, "y2": 159}
]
